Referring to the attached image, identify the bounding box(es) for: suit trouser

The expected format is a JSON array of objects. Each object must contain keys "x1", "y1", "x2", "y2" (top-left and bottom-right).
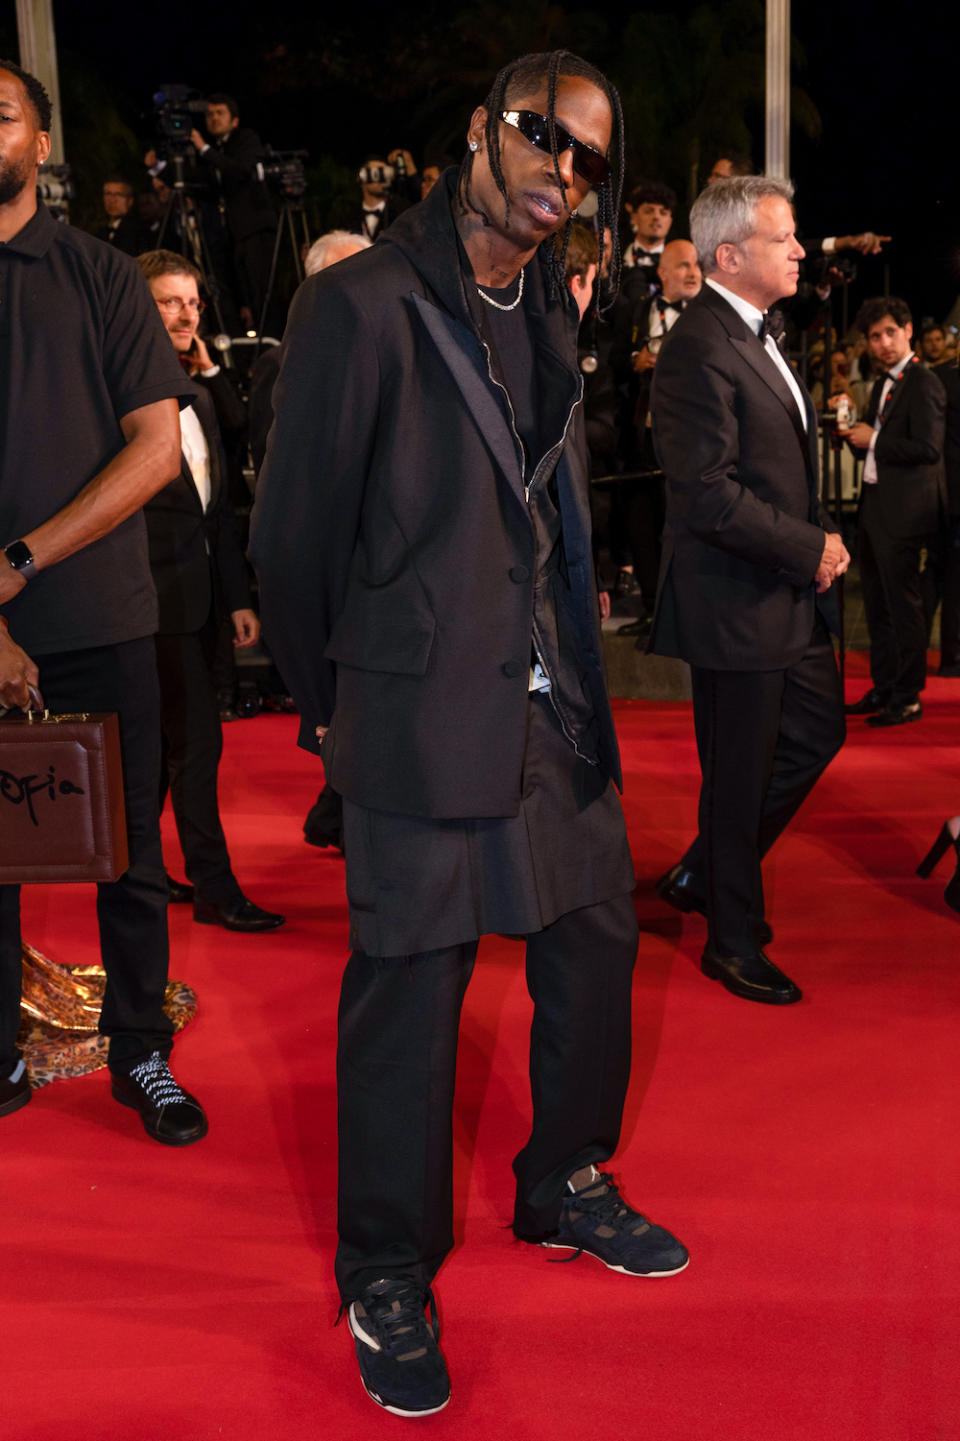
[
  {"x1": 334, "y1": 890, "x2": 639, "y2": 1303},
  {"x1": 858, "y1": 486, "x2": 929, "y2": 706},
  {"x1": 0, "y1": 638, "x2": 174, "y2": 1079},
  {"x1": 680, "y1": 617, "x2": 845, "y2": 957},
  {"x1": 155, "y1": 622, "x2": 240, "y2": 907},
  {"x1": 920, "y1": 515, "x2": 960, "y2": 669}
]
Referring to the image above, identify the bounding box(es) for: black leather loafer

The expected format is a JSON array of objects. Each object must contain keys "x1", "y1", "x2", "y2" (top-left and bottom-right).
[
  {"x1": 111, "y1": 1052, "x2": 208, "y2": 1146},
  {"x1": 844, "y1": 687, "x2": 885, "y2": 716},
  {"x1": 866, "y1": 701, "x2": 922, "y2": 727},
  {"x1": 193, "y1": 896, "x2": 286, "y2": 932},
  {"x1": 657, "y1": 864, "x2": 773, "y2": 946},
  {"x1": 701, "y1": 948, "x2": 802, "y2": 1005},
  {"x1": 165, "y1": 873, "x2": 194, "y2": 904}
]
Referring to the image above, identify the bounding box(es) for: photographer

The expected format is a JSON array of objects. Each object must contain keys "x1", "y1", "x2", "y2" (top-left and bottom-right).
[
  {"x1": 344, "y1": 151, "x2": 418, "y2": 241},
  {"x1": 189, "y1": 93, "x2": 277, "y2": 329}
]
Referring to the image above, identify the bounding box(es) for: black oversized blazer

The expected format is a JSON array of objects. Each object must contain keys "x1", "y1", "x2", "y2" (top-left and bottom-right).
[
  {"x1": 144, "y1": 382, "x2": 251, "y2": 635},
  {"x1": 859, "y1": 360, "x2": 946, "y2": 539},
  {"x1": 250, "y1": 172, "x2": 619, "y2": 821},
  {"x1": 649, "y1": 283, "x2": 832, "y2": 671}
]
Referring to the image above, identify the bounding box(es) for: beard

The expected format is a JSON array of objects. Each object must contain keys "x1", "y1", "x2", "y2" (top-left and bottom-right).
[{"x1": 0, "y1": 153, "x2": 31, "y2": 207}]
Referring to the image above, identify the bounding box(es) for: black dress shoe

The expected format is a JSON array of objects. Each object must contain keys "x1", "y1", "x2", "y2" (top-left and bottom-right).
[
  {"x1": 111, "y1": 1052, "x2": 208, "y2": 1146},
  {"x1": 193, "y1": 895, "x2": 286, "y2": 931},
  {"x1": 165, "y1": 873, "x2": 194, "y2": 904},
  {"x1": 701, "y1": 947, "x2": 802, "y2": 1005},
  {"x1": 844, "y1": 687, "x2": 885, "y2": 716},
  {"x1": 656, "y1": 864, "x2": 774, "y2": 946},
  {"x1": 0, "y1": 1062, "x2": 31, "y2": 1119},
  {"x1": 865, "y1": 700, "x2": 922, "y2": 727}
]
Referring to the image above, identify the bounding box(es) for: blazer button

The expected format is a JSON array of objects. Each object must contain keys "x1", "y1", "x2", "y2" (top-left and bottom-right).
[
  {"x1": 509, "y1": 565, "x2": 530, "y2": 583},
  {"x1": 501, "y1": 659, "x2": 525, "y2": 678}
]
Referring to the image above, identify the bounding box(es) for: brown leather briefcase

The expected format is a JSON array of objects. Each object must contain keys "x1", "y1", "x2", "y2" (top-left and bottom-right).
[{"x1": 0, "y1": 699, "x2": 129, "y2": 884}]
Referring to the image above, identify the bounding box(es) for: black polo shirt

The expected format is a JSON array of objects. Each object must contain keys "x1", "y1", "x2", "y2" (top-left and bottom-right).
[{"x1": 0, "y1": 202, "x2": 194, "y2": 656}]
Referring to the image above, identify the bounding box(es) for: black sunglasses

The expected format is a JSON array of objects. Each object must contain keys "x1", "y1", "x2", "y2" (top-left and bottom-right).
[{"x1": 500, "y1": 109, "x2": 610, "y2": 190}]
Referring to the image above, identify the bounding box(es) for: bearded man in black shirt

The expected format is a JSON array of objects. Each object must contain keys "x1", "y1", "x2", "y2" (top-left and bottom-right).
[{"x1": 0, "y1": 61, "x2": 207, "y2": 1146}]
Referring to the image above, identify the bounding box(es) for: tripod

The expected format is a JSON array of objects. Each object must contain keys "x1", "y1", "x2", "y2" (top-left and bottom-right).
[
  {"x1": 255, "y1": 197, "x2": 310, "y2": 352},
  {"x1": 157, "y1": 152, "x2": 231, "y2": 339}
]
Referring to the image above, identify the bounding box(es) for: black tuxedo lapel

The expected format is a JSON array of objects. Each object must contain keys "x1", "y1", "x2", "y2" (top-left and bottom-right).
[{"x1": 411, "y1": 292, "x2": 526, "y2": 505}]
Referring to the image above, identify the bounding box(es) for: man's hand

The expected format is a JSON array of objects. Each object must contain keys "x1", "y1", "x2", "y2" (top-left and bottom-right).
[
  {"x1": 598, "y1": 589, "x2": 611, "y2": 622},
  {"x1": 839, "y1": 420, "x2": 875, "y2": 449},
  {"x1": 184, "y1": 334, "x2": 214, "y2": 375},
  {"x1": 231, "y1": 609, "x2": 260, "y2": 648},
  {"x1": 836, "y1": 231, "x2": 892, "y2": 256},
  {"x1": 190, "y1": 129, "x2": 207, "y2": 153},
  {"x1": 0, "y1": 625, "x2": 40, "y2": 710},
  {"x1": 631, "y1": 346, "x2": 657, "y2": 373},
  {"x1": 388, "y1": 148, "x2": 417, "y2": 177},
  {"x1": 814, "y1": 531, "x2": 851, "y2": 593}
]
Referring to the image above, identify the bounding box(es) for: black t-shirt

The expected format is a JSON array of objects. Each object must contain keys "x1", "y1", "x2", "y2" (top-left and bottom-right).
[
  {"x1": 477, "y1": 277, "x2": 542, "y2": 475},
  {"x1": 0, "y1": 203, "x2": 194, "y2": 655}
]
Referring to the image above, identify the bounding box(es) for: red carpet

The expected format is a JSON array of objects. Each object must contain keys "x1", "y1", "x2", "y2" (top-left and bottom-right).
[{"x1": 8, "y1": 658, "x2": 959, "y2": 1440}]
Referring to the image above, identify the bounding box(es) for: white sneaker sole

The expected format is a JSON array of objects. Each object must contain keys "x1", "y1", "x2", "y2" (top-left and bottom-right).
[
  {"x1": 541, "y1": 1241, "x2": 690, "y2": 1277},
  {"x1": 349, "y1": 1304, "x2": 451, "y2": 1417}
]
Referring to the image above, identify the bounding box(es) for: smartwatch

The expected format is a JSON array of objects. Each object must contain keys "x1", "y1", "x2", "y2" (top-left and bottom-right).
[{"x1": 4, "y1": 540, "x2": 36, "y2": 580}]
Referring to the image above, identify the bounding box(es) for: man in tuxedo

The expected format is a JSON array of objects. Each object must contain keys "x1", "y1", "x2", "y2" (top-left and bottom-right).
[
  {"x1": 651, "y1": 175, "x2": 849, "y2": 1005},
  {"x1": 621, "y1": 180, "x2": 674, "y2": 302},
  {"x1": 137, "y1": 250, "x2": 285, "y2": 933},
  {"x1": 612, "y1": 239, "x2": 702, "y2": 629},
  {"x1": 841, "y1": 297, "x2": 946, "y2": 725},
  {"x1": 95, "y1": 176, "x2": 144, "y2": 255},
  {"x1": 252, "y1": 50, "x2": 688, "y2": 1417},
  {"x1": 188, "y1": 94, "x2": 276, "y2": 330}
]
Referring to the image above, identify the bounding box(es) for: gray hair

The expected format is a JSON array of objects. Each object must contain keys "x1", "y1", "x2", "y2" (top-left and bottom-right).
[
  {"x1": 690, "y1": 176, "x2": 795, "y2": 275},
  {"x1": 304, "y1": 229, "x2": 372, "y2": 277}
]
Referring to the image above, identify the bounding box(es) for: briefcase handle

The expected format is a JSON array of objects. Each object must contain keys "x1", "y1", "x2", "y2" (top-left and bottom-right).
[{"x1": 0, "y1": 682, "x2": 46, "y2": 718}]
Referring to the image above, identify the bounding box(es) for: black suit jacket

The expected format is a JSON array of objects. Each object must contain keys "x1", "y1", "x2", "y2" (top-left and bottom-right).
[
  {"x1": 250, "y1": 171, "x2": 619, "y2": 820},
  {"x1": 932, "y1": 360, "x2": 960, "y2": 519},
  {"x1": 144, "y1": 383, "x2": 251, "y2": 634},
  {"x1": 859, "y1": 360, "x2": 946, "y2": 538},
  {"x1": 650, "y1": 283, "x2": 831, "y2": 671},
  {"x1": 195, "y1": 128, "x2": 276, "y2": 241},
  {"x1": 95, "y1": 214, "x2": 145, "y2": 256}
]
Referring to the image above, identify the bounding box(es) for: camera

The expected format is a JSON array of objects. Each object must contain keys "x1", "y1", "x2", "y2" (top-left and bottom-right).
[
  {"x1": 358, "y1": 163, "x2": 395, "y2": 187},
  {"x1": 37, "y1": 162, "x2": 73, "y2": 220},
  {"x1": 255, "y1": 148, "x2": 309, "y2": 202},
  {"x1": 152, "y1": 83, "x2": 208, "y2": 156}
]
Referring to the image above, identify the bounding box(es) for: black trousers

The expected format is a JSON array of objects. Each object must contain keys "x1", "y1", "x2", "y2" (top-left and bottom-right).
[
  {"x1": 681, "y1": 618, "x2": 845, "y2": 957},
  {"x1": 858, "y1": 486, "x2": 930, "y2": 706},
  {"x1": 334, "y1": 890, "x2": 639, "y2": 1303},
  {"x1": 0, "y1": 638, "x2": 174, "y2": 1079},
  {"x1": 921, "y1": 515, "x2": 960, "y2": 669},
  {"x1": 155, "y1": 623, "x2": 240, "y2": 907}
]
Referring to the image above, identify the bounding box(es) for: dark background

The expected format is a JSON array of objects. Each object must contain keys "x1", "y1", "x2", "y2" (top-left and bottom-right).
[{"x1": 5, "y1": 0, "x2": 958, "y2": 324}]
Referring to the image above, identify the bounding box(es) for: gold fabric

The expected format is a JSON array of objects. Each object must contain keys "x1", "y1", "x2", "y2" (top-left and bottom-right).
[{"x1": 18, "y1": 943, "x2": 198, "y2": 1089}]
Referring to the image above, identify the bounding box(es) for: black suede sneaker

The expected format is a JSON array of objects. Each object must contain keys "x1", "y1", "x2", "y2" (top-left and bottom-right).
[
  {"x1": 0, "y1": 1060, "x2": 31, "y2": 1118},
  {"x1": 542, "y1": 1168, "x2": 689, "y2": 1277},
  {"x1": 111, "y1": 1052, "x2": 208, "y2": 1146},
  {"x1": 347, "y1": 1279, "x2": 450, "y2": 1417}
]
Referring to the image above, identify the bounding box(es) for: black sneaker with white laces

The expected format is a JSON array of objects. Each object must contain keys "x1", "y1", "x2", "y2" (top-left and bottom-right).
[
  {"x1": 347, "y1": 1278, "x2": 450, "y2": 1417},
  {"x1": 111, "y1": 1051, "x2": 208, "y2": 1146},
  {"x1": 541, "y1": 1167, "x2": 689, "y2": 1276}
]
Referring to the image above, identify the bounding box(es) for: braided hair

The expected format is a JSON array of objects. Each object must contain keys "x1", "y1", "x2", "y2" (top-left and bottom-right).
[{"x1": 457, "y1": 50, "x2": 625, "y2": 313}]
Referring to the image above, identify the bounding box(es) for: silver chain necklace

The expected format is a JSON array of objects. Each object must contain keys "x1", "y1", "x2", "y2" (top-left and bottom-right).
[{"x1": 477, "y1": 267, "x2": 525, "y2": 312}]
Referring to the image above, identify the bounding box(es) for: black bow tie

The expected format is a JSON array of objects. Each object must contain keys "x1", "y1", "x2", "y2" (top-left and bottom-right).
[
  {"x1": 659, "y1": 298, "x2": 684, "y2": 315},
  {"x1": 633, "y1": 246, "x2": 658, "y2": 263},
  {"x1": 759, "y1": 309, "x2": 785, "y2": 344}
]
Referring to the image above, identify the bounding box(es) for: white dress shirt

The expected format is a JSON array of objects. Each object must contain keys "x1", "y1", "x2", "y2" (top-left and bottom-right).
[
  {"x1": 706, "y1": 277, "x2": 808, "y2": 431},
  {"x1": 179, "y1": 404, "x2": 212, "y2": 513},
  {"x1": 861, "y1": 352, "x2": 913, "y2": 485}
]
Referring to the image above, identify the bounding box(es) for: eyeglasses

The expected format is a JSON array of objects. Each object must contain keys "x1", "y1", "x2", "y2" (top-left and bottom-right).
[
  {"x1": 155, "y1": 296, "x2": 206, "y2": 316},
  {"x1": 500, "y1": 109, "x2": 610, "y2": 189}
]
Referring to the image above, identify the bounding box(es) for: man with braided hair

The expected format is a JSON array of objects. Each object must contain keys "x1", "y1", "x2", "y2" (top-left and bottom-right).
[{"x1": 251, "y1": 50, "x2": 688, "y2": 1418}]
